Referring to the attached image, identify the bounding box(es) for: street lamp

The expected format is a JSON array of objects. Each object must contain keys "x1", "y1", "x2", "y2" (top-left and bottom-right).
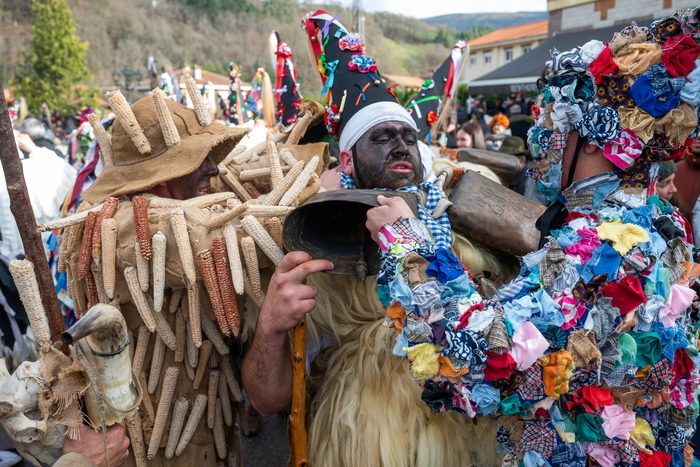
[{"x1": 112, "y1": 66, "x2": 143, "y2": 103}]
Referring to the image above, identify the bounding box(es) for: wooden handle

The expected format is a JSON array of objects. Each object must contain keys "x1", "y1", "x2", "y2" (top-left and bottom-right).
[{"x1": 290, "y1": 316, "x2": 308, "y2": 467}]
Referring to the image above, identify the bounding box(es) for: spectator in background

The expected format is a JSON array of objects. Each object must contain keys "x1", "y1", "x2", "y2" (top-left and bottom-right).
[
  {"x1": 673, "y1": 134, "x2": 700, "y2": 223},
  {"x1": 17, "y1": 117, "x2": 64, "y2": 159},
  {"x1": 507, "y1": 104, "x2": 532, "y2": 142},
  {"x1": 497, "y1": 135, "x2": 548, "y2": 205},
  {"x1": 485, "y1": 113, "x2": 511, "y2": 151},
  {"x1": 455, "y1": 122, "x2": 486, "y2": 150},
  {"x1": 656, "y1": 160, "x2": 678, "y2": 201}
]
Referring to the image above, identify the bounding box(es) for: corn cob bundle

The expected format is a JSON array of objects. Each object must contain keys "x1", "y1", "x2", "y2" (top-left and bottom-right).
[
  {"x1": 241, "y1": 215, "x2": 284, "y2": 266},
  {"x1": 201, "y1": 203, "x2": 248, "y2": 231},
  {"x1": 230, "y1": 131, "x2": 286, "y2": 165},
  {"x1": 266, "y1": 217, "x2": 283, "y2": 249},
  {"x1": 84, "y1": 268, "x2": 100, "y2": 308},
  {"x1": 200, "y1": 310, "x2": 230, "y2": 356},
  {"x1": 211, "y1": 236, "x2": 240, "y2": 336},
  {"x1": 219, "y1": 143, "x2": 247, "y2": 168},
  {"x1": 153, "y1": 305, "x2": 177, "y2": 351},
  {"x1": 87, "y1": 113, "x2": 115, "y2": 168},
  {"x1": 175, "y1": 393, "x2": 207, "y2": 456},
  {"x1": 263, "y1": 160, "x2": 304, "y2": 206},
  {"x1": 90, "y1": 262, "x2": 109, "y2": 304},
  {"x1": 152, "y1": 231, "x2": 167, "y2": 312},
  {"x1": 124, "y1": 266, "x2": 157, "y2": 332},
  {"x1": 171, "y1": 210, "x2": 197, "y2": 286},
  {"x1": 238, "y1": 166, "x2": 291, "y2": 182},
  {"x1": 105, "y1": 89, "x2": 152, "y2": 154},
  {"x1": 182, "y1": 192, "x2": 238, "y2": 209},
  {"x1": 164, "y1": 395, "x2": 189, "y2": 459},
  {"x1": 132, "y1": 196, "x2": 152, "y2": 260},
  {"x1": 148, "y1": 366, "x2": 179, "y2": 460},
  {"x1": 219, "y1": 170, "x2": 251, "y2": 202},
  {"x1": 241, "y1": 237, "x2": 265, "y2": 305},
  {"x1": 9, "y1": 260, "x2": 51, "y2": 348},
  {"x1": 196, "y1": 250, "x2": 231, "y2": 337},
  {"x1": 77, "y1": 211, "x2": 99, "y2": 279},
  {"x1": 279, "y1": 155, "x2": 320, "y2": 206},
  {"x1": 223, "y1": 223, "x2": 245, "y2": 295},
  {"x1": 278, "y1": 147, "x2": 299, "y2": 167},
  {"x1": 100, "y1": 218, "x2": 118, "y2": 300},
  {"x1": 245, "y1": 204, "x2": 295, "y2": 218},
  {"x1": 91, "y1": 197, "x2": 119, "y2": 264}
]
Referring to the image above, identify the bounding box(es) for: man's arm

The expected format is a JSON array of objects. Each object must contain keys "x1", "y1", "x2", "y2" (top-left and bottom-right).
[
  {"x1": 59, "y1": 424, "x2": 130, "y2": 467},
  {"x1": 242, "y1": 252, "x2": 333, "y2": 416}
]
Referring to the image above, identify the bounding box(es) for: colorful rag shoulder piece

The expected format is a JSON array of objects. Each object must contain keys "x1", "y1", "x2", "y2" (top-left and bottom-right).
[{"x1": 380, "y1": 8, "x2": 700, "y2": 467}]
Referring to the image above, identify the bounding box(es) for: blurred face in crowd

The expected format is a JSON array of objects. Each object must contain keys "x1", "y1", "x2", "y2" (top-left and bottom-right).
[
  {"x1": 656, "y1": 174, "x2": 677, "y2": 200},
  {"x1": 456, "y1": 129, "x2": 473, "y2": 149},
  {"x1": 491, "y1": 123, "x2": 506, "y2": 134},
  {"x1": 340, "y1": 121, "x2": 423, "y2": 189}
]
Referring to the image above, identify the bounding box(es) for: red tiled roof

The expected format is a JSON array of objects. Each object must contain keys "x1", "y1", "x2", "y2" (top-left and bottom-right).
[{"x1": 468, "y1": 20, "x2": 548, "y2": 47}]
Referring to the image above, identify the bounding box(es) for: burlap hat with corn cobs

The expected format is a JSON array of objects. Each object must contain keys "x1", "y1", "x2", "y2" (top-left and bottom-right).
[{"x1": 82, "y1": 75, "x2": 247, "y2": 204}]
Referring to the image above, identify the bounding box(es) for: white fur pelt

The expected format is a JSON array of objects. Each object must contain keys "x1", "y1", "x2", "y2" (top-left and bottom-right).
[{"x1": 303, "y1": 234, "x2": 512, "y2": 466}]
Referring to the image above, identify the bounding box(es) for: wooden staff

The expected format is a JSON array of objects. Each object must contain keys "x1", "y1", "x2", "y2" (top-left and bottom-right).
[
  {"x1": 290, "y1": 316, "x2": 308, "y2": 467},
  {"x1": 0, "y1": 79, "x2": 65, "y2": 346}
]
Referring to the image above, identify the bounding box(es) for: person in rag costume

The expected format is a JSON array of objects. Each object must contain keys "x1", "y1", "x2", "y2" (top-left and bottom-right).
[
  {"x1": 245, "y1": 7, "x2": 700, "y2": 467},
  {"x1": 243, "y1": 11, "x2": 518, "y2": 466}
]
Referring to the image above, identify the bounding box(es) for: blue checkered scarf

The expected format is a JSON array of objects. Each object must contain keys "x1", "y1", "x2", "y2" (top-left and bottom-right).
[{"x1": 340, "y1": 169, "x2": 453, "y2": 249}]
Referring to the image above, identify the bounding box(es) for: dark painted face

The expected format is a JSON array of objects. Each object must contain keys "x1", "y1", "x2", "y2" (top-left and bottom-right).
[
  {"x1": 351, "y1": 121, "x2": 423, "y2": 189},
  {"x1": 166, "y1": 155, "x2": 219, "y2": 200}
]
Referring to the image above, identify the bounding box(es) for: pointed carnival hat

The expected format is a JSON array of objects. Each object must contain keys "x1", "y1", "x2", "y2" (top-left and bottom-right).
[
  {"x1": 270, "y1": 31, "x2": 302, "y2": 127},
  {"x1": 301, "y1": 10, "x2": 416, "y2": 151},
  {"x1": 528, "y1": 6, "x2": 700, "y2": 202},
  {"x1": 406, "y1": 41, "x2": 468, "y2": 143},
  {"x1": 82, "y1": 74, "x2": 247, "y2": 204}
]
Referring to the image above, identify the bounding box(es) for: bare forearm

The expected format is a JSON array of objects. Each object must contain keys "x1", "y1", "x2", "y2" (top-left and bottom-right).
[{"x1": 242, "y1": 327, "x2": 294, "y2": 416}]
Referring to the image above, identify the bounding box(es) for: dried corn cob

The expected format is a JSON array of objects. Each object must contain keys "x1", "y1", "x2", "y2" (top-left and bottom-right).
[
  {"x1": 211, "y1": 236, "x2": 240, "y2": 336},
  {"x1": 69, "y1": 256, "x2": 88, "y2": 318},
  {"x1": 9, "y1": 260, "x2": 50, "y2": 348},
  {"x1": 231, "y1": 132, "x2": 286, "y2": 165},
  {"x1": 169, "y1": 288, "x2": 184, "y2": 314},
  {"x1": 183, "y1": 73, "x2": 212, "y2": 126},
  {"x1": 152, "y1": 88, "x2": 181, "y2": 147},
  {"x1": 132, "y1": 325, "x2": 150, "y2": 377},
  {"x1": 139, "y1": 372, "x2": 156, "y2": 424},
  {"x1": 187, "y1": 283, "x2": 202, "y2": 347},
  {"x1": 181, "y1": 192, "x2": 237, "y2": 209},
  {"x1": 186, "y1": 319, "x2": 199, "y2": 369},
  {"x1": 90, "y1": 262, "x2": 109, "y2": 304},
  {"x1": 91, "y1": 197, "x2": 119, "y2": 264},
  {"x1": 218, "y1": 375, "x2": 233, "y2": 427},
  {"x1": 175, "y1": 310, "x2": 185, "y2": 363},
  {"x1": 145, "y1": 195, "x2": 181, "y2": 209},
  {"x1": 200, "y1": 310, "x2": 230, "y2": 356},
  {"x1": 148, "y1": 366, "x2": 179, "y2": 460},
  {"x1": 105, "y1": 89, "x2": 152, "y2": 154},
  {"x1": 220, "y1": 356, "x2": 243, "y2": 402},
  {"x1": 207, "y1": 370, "x2": 220, "y2": 429},
  {"x1": 58, "y1": 222, "x2": 81, "y2": 274},
  {"x1": 222, "y1": 223, "x2": 245, "y2": 295},
  {"x1": 279, "y1": 155, "x2": 320, "y2": 206},
  {"x1": 213, "y1": 399, "x2": 226, "y2": 459},
  {"x1": 219, "y1": 171, "x2": 251, "y2": 202},
  {"x1": 184, "y1": 354, "x2": 195, "y2": 381},
  {"x1": 245, "y1": 205, "x2": 295, "y2": 218},
  {"x1": 242, "y1": 182, "x2": 261, "y2": 199},
  {"x1": 241, "y1": 215, "x2": 284, "y2": 266},
  {"x1": 124, "y1": 411, "x2": 147, "y2": 467},
  {"x1": 171, "y1": 210, "x2": 196, "y2": 286},
  {"x1": 133, "y1": 196, "x2": 152, "y2": 258},
  {"x1": 263, "y1": 160, "x2": 304, "y2": 206},
  {"x1": 219, "y1": 144, "x2": 247, "y2": 168},
  {"x1": 266, "y1": 217, "x2": 283, "y2": 249},
  {"x1": 124, "y1": 266, "x2": 157, "y2": 332},
  {"x1": 148, "y1": 336, "x2": 166, "y2": 394},
  {"x1": 196, "y1": 250, "x2": 231, "y2": 337},
  {"x1": 242, "y1": 266, "x2": 264, "y2": 308},
  {"x1": 238, "y1": 166, "x2": 290, "y2": 182},
  {"x1": 209, "y1": 350, "x2": 219, "y2": 368},
  {"x1": 278, "y1": 147, "x2": 299, "y2": 167},
  {"x1": 175, "y1": 393, "x2": 207, "y2": 456},
  {"x1": 84, "y1": 269, "x2": 100, "y2": 308},
  {"x1": 39, "y1": 201, "x2": 102, "y2": 232},
  {"x1": 135, "y1": 242, "x2": 150, "y2": 292},
  {"x1": 241, "y1": 237, "x2": 265, "y2": 304},
  {"x1": 193, "y1": 340, "x2": 213, "y2": 390},
  {"x1": 87, "y1": 113, "x2": 115, "y2": 168},
  {"x1": 101, "y1": 218, "x2": 118, "y2": 300},
  {"x1": 200, "y1": 203, "x2": 248, "y2": 231},
  {"x1": 152, "y1": 231, "x2": 167, "y2": 312},
  {"x1": 153, "y1": 306, "x2": 177, "y2": 351},
  {"x1": 286, "y1": 111, "x2": 314, "y2": 145},
  {"x1": 164, "y1": 395, "x2": 189, "y2": 459},
  {"x1": 77, "y1": 211, "x2": 99, "y2": 279}
]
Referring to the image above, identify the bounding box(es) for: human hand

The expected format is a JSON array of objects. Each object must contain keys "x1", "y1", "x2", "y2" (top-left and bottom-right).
[
  {"x1": 366, "y1": 195, "x2": 415, "y2": 242},
  {"x1": 15, "y1": 133, "x2": 37, "y2": 154},
  {"x1": 62, "y1": 424, "x2": 130, "y2": 467},
  {"x1": 258, "y1": 252, "x2": 334, "y2": 335},
  {"x1": 320, "y1": 166, "x2": 342, "y2": 190}
]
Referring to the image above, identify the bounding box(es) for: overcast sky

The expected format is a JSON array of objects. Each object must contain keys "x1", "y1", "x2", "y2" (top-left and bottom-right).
[{"x1": 323, "y1": 0, "x2": 547, "y2": 19}]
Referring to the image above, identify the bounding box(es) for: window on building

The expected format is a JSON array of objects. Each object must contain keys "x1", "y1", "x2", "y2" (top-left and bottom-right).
[
  {"x1": 504, "y1": 48, "x2": 513, "y2": 63},
  {"x1": 484, "y1": 51, "x2": 492, "y2": 65},
  {"x1": 522, "y1": 44, "x2": 532, "y2": 54},
  {"x1": 470, "y1": 55, "x2": 476, "y2": 66}
]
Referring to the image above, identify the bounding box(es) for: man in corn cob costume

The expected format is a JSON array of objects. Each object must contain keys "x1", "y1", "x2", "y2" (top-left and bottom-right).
[
  {"x1": 244, "y1": 8, "x2": 700, "y2": 466},
  {"x1": 53, "y1": 70, "x2": 330, "y2": 466}
]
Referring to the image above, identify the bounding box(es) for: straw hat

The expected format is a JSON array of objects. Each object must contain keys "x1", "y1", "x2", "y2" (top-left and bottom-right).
[{"x1": 82, "y1": 82, "x2": 247, "y2": 204}]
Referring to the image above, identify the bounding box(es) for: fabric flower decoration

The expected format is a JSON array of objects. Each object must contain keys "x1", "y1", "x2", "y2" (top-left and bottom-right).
[
  {"x1": 276, "y1": 42, "x2": 292, "y2": 58},
  {"x1": 426, "y1": 110, "x2": 437, "y2": 126},
  {"x1": 348, "y1": 53, "x2": 377, "y2": 73},
  {"x1": 420, "y1": 379, "x2": 457, "y2": 413},
  {"x1": 573, "y1": 101, "x2": 622, "y2": 146},
  {"x1": 601, "y1": 405, "x2": 636, "y2": 440},
  {"x1": 545, "y1": 47, "x2": 588, "y2": 79},
  {"x1": 661, "y1": 34, "x2": 700, "y2": 77},
  {"x1": 425, "y1": 248, "x2": 464, "y2": 284},
  {"x1": 338, "y1": 32, "x2": 365, "y2": 52},
  {"x1": 421, "y1": 79, "x2": 435, "y2": 90},
  {"x1": 603, "y1": 129, "x2": 643, "y2": 170},
  {"x1": 323, "y1": 104, "x2": 340, "y2": 134},
  {"x1": 588, "y1": 46, "x2": 618, "y2": 85}
]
